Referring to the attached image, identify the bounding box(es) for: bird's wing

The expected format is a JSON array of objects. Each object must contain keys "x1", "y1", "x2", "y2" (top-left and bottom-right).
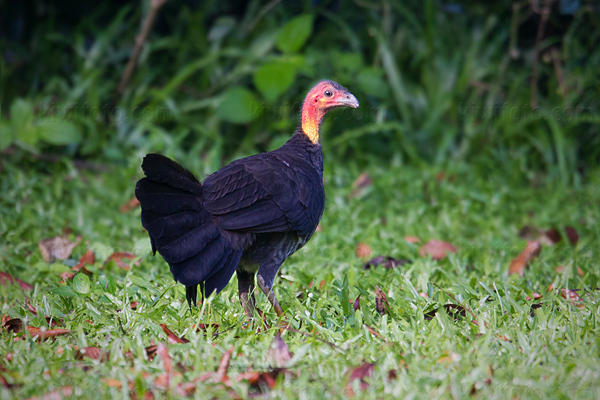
[{"x1": 202, "y1": 154, "x2": 323, "y2": 236}]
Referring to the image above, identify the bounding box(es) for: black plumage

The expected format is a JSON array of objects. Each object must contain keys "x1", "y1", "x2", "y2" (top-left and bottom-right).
[{"x1": 135, "y1": 80, "x2": 359, "y2": 317}]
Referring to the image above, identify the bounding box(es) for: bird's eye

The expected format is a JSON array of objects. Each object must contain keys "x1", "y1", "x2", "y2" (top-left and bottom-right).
[{"x1": 324, "y1": 90, "x2": 333, "y2": 97}]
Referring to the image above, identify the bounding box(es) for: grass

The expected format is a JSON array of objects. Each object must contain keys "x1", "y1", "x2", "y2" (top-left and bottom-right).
[{"x1": 1, "y1": 157, "x2": 599, "y2": 399}]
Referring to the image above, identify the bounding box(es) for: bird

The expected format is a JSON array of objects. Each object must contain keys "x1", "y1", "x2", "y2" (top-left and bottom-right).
[{"x1": 135, "y1": 80, "x2": 359, "y2": 318}]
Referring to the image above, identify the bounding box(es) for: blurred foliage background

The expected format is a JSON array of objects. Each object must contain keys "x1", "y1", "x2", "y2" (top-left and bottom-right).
[{"x1": 1, "y1": 0, "x2": 599, "y2": 182}]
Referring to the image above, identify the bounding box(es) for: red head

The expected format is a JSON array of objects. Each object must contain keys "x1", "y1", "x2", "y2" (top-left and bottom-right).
[{"x1": 301, "y1": 80, "x2": 359, "y2": 143}]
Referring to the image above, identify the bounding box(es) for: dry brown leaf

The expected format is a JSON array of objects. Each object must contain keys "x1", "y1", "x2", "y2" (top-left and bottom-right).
[
  {"x1": 102, "y1": 378, "x2": 123, "y2": 388},
  {"x1": 508, "y1": 240, "x2": 541, "y2": 276},
  {"x1": 267, "y1": 332, "x2": 291, "y2": 368},
  {"x1": 120, "y1": 197, "x2": 140, "y2": 213},
  {"x1": 156, "y1": 343, "x2": 172, "y2": 389},
  {"x1": 525, "y1": 292, "x2": 543, "y2": 301},
  {"x1": 353, "y1": 296, "x2": 361, "y2": 312},
  {"x1": 236, "y1": 369, "x2": 289, "y2": 389},
  {"x1": 214, "y1": 347, "x2": 234, "y2": 385},
  {"x1": 105, "y1": 252, "x2": 139, "y2": 270},
  {"x1": 375, "y1": 286, "x2": 389, "y2": 315},
  {"x1": 577, "y1": 267, "x2": 584, "y2": 277},
  {"x1": 75, "y1": 347, "x2": 105, "y2": 361},
  {"x1": 555, "y1": 265, "x2": 566, "y2": 273},
  {"x1": 418, "y1": 240, "x2": 457, "y2": 260},
  {"x1": 565, "y1": 226, "x2": 579, "y2": 246},
  {"x1": 38, "y1": 236, "x2": 80, "y2": 263},
  {"x1": 73, "y1": 249, "x2": 95, "y2": 272},
  {"x1": 26, "y1": 386, "x2": 73, "y2": 400},
  {"x1": 346, "y1": 362, "x2": 375, "y2": 397},
  {"x1": 3, "y1": 318, "x2": 24, "y2": 333},
  {"x1": 355, "y1": 243, "x2": 371, "y2": 259},
  {"x1": 59, "y1": 272, "x2": 75, "y2": 282},
  {"x1": 26, "y1": 327, "x2": 71, "y2": 341},
  {"x1": 541, "y1": 228, "x2": 561, "y2": 245},
  {"x1": 362, "y1": 256, "x2": 411, "y2": 270},
  {"x1": 130, "y1": 301, "x2": 139, "y2": 310},
  {"x1": 364, "y1": 324, "x2": 385, "y2": 341},
  {"x1": 0, "y1": 272, "x2": 34, "y2": 290},
  {"x1": 404, "y1": 236, "x2": 421, "y2": 244},
  {"x1": 350, "y1": 172, "x2": 372, "y2": 198},
  {"x1": 159, "y1": 323, "x2": 189, "y2": 344},
  {"x1": 560, "y1": 289, "x2": 584, "y2": 308}
]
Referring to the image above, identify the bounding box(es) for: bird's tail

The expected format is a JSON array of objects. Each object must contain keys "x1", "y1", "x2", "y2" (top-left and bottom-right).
[{"x1": 135, "y1": 154, "x2": 242, "y2": 308}]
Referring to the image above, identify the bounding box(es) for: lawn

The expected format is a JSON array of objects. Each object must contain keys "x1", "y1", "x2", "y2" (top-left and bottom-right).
[{"x1": 1, "y1": 157, "x2": 599, "y2": 399}]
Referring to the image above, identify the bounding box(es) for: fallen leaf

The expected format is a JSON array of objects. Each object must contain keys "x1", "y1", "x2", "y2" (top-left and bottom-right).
[
  {"x1": 375, "y1": 286, "x2": 389, "y2": 315},
  {"x1": 560, "y1": 289, "x2": 584, "y2": 308},
  {"x1": 437, "y1": 350, "x2": 460, "y2": 364},
  {"x1": 75, "y1": 347, "x2": 105, "y2": 361},
  {"x1": 145, "y1": 344, "x2": 158, "y2": 361},
  {"x1": 362, "y1": 256, "x2": 411, "y2": 270},
  {"x1": 541, "y1": 228, "x2": 561, "y2": 245},
  {"x1": 3, "y1": 318, "x2": 24, "y2": 333},
  {"x1": 73, "y1": 249, "x2": 95, "y2": 272},
  {"x1": 105, "y1": 252, "x2": 139, "y2": 270},
  {"x1": 130, "y1": 301, "x2": 139, "y2": 310},
  {"x1": 236, "y1": 369, "x2": 290, "y2": 389},
  {"x1": 419, "y1": 240, "x2": 457, "y2": 260},
  {"x1": 26, "y1": 327, "x2": 71, "y2": 341},
  {"x1": 159, "y1": 324, "x2": 189, "y2": 344},
  {"x1": 565, "y1": 226, "x2": 579, "y2": 246},
  {"x1": 120, "y1": 197, "x2": 140, "y2": 213},
  {"x1": 59, "y1": 272, "x2": 75, "y2": 282},
  {"x1": 525, "y1": 292, "x2": 543, "y2": 301},
  {"x1": 194, "y1": 323, "x2": 220, "y2": 332},
  {"x1": 0, "y1": 272, "x2": 34, "y2": 290},
  {"x1": 267, "y1": 332, "x2": 291, "y2": 368},
  {"x1": 508, "y1": 240, "x2": 541, "y2": 276},
  {"x1": 355, "y1": 243, "x2": 371, "y2": 259},
  {"x1": 156, "y1": 343, "x2": 172, "y2": 389},
  {"x1": 346, "y1": 362, "x2": 374, "y2": 397},
  {"x1": 26, "y1": 386, "x2": 73, "y2": 400},
  {"x1": 25, "y1": 298, "x2": 62, "y2": 327},
  {"x1": 518, "y1": 225, "x2": 539, "y2": 240},
  {"x1": 353, "y1": 296, "x2": 361, "y2": 312},
  {"x1": 364, "y1": 325, "x2": 385, "y2": 341},
  {"x1": 214, "y1": 347, "x2": 234, "y2": 385},
  {"x1": 38, "y1": 236, "x2": 80, "y2": 263},
  {"x1": 419, "y1": 292, "x2": 429, "y2": 298},
  {"x1": 577, "y1": 267, "x2": 584, "y2": 277},
  {"x1": 102, "y1": 378, "x2": 123, "y2": 388},
  {"x1": 404, "y1": 236, "x2": 421, "y2": 244},
  {"x1": 555, "y1": 265, "x2": 566, "y2": 273},
  {"x1": 350, "y1": 172, "x2": 372, "y2": 198}
]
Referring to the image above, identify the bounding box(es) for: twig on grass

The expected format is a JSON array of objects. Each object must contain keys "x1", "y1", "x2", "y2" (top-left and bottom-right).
[{"x1": 118, "y1": 0, "x2": 168, "y2": 95}]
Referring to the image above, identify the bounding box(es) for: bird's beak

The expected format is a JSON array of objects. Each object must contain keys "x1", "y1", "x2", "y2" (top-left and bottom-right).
[{"x1": 337, "y1": 92, "x2": 360, "y2": 108}]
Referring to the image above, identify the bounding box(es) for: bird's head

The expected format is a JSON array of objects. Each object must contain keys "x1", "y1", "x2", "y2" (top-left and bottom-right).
[{"x1": 302, "y1": 80, "x2": 359, "y2": 143}]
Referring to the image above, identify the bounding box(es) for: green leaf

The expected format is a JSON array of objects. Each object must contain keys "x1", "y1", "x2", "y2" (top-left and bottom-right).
[
  {"x1": 276, "y1": 14, "x2": 314, "y2": 54},
  {"x1": 72, "y1": 273, "x2": 91, "y2": 295},
  {"x1": 52, "y1": 285, "x2": 77, "y2": 298},
  {"x1": 10, "y1": 99, "x2": 33, "y2": 128},
  {"x1": 0, "y1": 121, "x2": 14, "y2": 150},
  {"x1": 37, "y1": 119, "x2": 82, "y2": 145},
  {"x1": 253, "y1": 60, "x2": 296, "y2": 103},
  {"x1": 357, "y1": 67, "x2": 389, "y2": 98},
  {"x1": 217, "y1": 86, "x2": 260, "y2": 124}
]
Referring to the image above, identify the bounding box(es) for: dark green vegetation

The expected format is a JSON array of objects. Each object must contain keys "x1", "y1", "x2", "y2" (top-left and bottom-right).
[
  {"x1": 1, "y1": 1, "x2": 600, "y2": 399},
  {"x1": 2, "y1": 1, "x2": 599, "y2": 177}
]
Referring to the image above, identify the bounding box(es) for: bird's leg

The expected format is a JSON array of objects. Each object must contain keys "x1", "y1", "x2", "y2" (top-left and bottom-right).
[
  {"x1": 257, "y1": 275, "x2": 284, "y2": 317},
  {"x1": 237, "y1": 269, "x2": 256, "y2": 319}
]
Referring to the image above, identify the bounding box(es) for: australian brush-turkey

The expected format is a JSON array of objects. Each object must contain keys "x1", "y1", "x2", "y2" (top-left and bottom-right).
[{"x1": 135, "y1": 80, "x2": 359, "y2": 317}]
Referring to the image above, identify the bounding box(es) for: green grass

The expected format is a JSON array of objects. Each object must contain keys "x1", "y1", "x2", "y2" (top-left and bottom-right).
[{"x1": 1, "y1": 158, "x2": 599, "y2": 399}]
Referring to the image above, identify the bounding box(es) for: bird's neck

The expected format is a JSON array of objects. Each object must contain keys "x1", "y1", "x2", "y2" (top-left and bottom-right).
[{"x1": 301, "y1": 102, "x2": 325, "y2": 144}]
